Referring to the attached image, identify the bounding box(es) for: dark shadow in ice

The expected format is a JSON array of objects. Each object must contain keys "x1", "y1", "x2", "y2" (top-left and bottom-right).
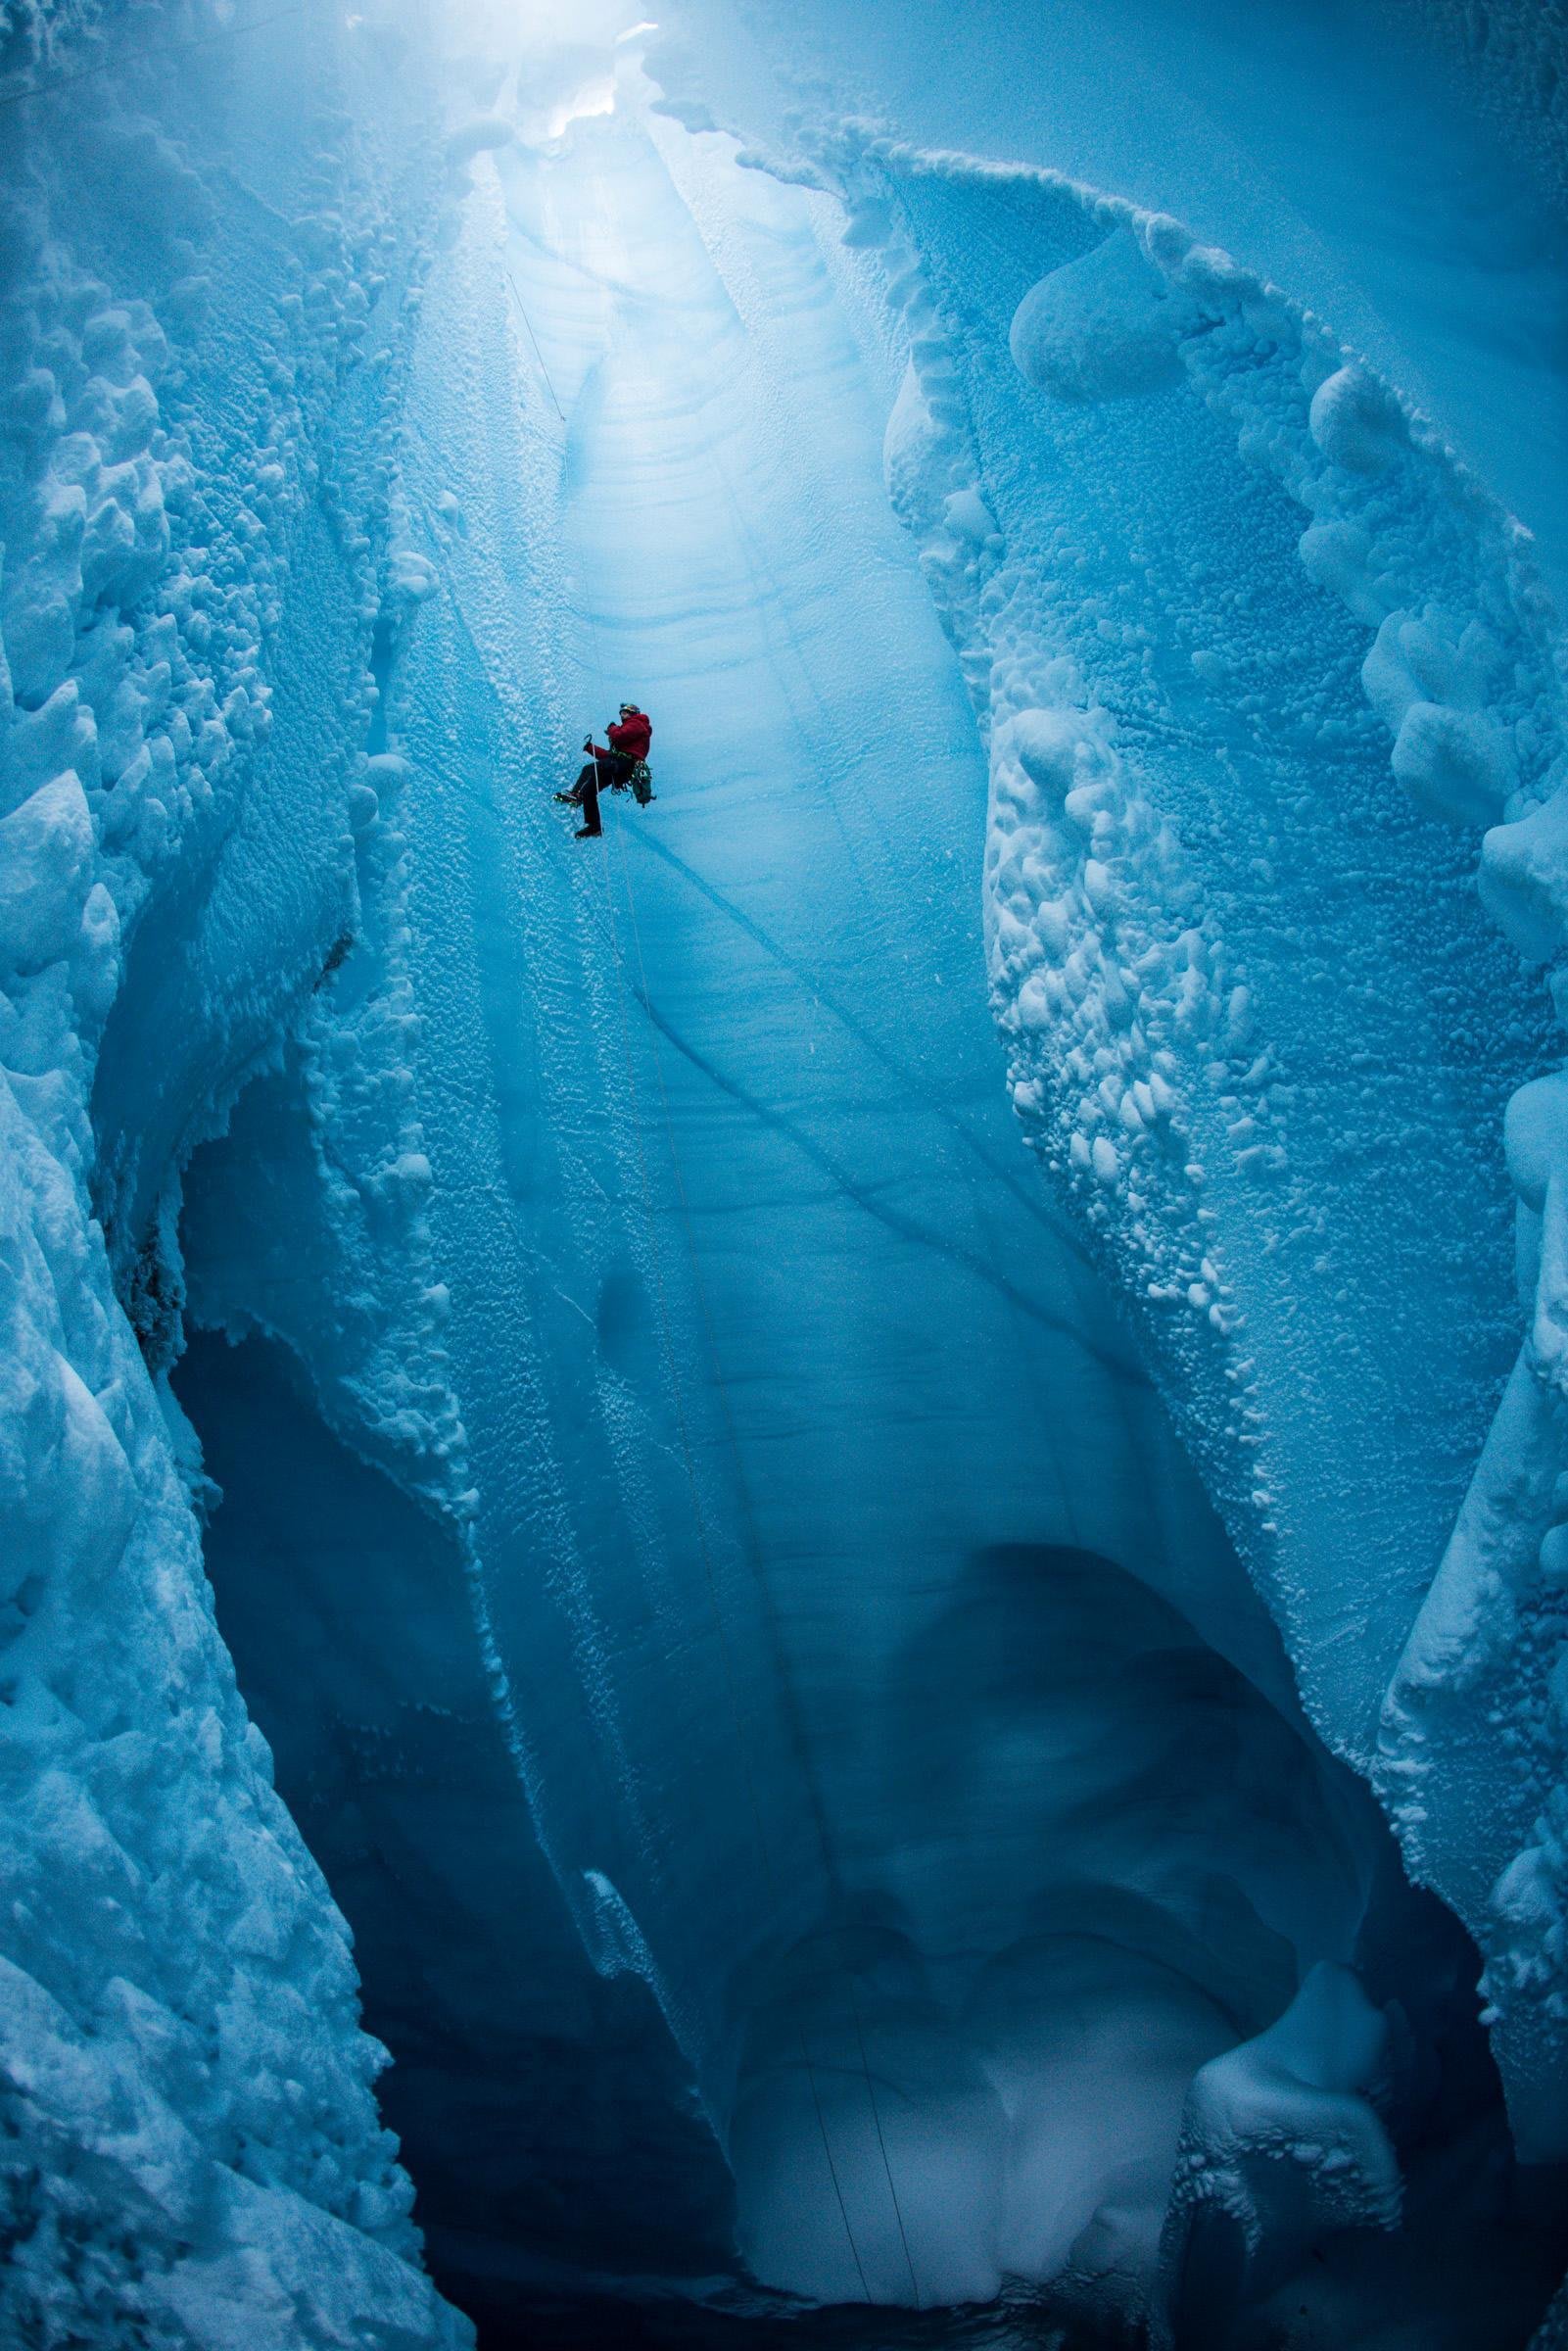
[{"x1": 174, "y1": 1325, "x2": 737, "y2": 2307}]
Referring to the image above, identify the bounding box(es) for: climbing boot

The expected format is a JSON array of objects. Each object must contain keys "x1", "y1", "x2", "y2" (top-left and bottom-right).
[{"x1": 575, "y1": 826, "x2": 601, "y2": 840}]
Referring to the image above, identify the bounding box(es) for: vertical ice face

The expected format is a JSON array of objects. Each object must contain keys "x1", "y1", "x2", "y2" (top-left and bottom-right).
[
  {"x1": 666, "y1": 0, "x2": 1568, "y2": 2155},
  {"x1": 179, "y1": 32, "x2": 1565, "y2": 2341},
  {"x1": 6, "y1": 0, "x2": 1568, "y2": 2345},
  {"x1": 356, "y1": 84, "x2": 1361, "y2": 2313},
  {"x1": 0, "y1": 3, "x2": 471, "y2": 2342}
]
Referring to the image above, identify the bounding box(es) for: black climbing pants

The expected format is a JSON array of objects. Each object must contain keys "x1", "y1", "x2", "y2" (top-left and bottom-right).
[{"x1": 569, "y1": 751, "x2": 635, "y2": 835}]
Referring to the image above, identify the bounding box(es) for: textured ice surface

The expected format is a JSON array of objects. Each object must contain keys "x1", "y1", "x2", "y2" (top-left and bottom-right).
[
  {"x1": 663, "y1": 0, "x2": 1568, "y2": 2178},
  {"x1": 0, "y1": 3, "x2": 471, "y2": 2340},
  {"x1": 4, "y1": 0, "x2": 1568, "y2": 2345}
]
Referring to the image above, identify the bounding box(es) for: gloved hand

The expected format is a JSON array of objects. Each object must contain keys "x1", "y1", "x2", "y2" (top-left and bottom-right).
[{"x1": 584, "y1": 736, "x2": 594, "y2": 752}]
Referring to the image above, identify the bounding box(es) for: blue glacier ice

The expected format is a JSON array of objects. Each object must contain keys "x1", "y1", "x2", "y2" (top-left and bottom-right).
[{"x1": 3, "y1": 1, "x2": 1568, "y2": 2345}]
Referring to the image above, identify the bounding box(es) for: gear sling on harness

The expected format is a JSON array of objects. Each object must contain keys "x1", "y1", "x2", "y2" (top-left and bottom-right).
[{"x1": 563, "y1": 706, "x2": 654, "y2": 835}]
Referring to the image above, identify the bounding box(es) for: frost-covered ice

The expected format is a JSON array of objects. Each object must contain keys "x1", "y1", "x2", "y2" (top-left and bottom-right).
[
  {"x1": 4, "y1": 0, "x2": 1568, "y2": 2345},
  {"x1": 0, "y1": 3, "x2": 472, "y2": 2341}
]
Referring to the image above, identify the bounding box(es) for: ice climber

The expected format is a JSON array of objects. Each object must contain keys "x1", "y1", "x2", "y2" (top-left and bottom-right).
[{"x1": 556, "y1": 702, "x2": 655, "y2": 838}]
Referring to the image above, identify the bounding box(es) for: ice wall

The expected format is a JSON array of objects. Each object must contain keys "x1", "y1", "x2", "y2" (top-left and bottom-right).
[
  {"x1": 186, "y1": 17, "x2": 1565, "y2": 2339},
  {"x1": 0, "y1": 1, "x2": 469, "y2": 2339},
  {"x1": 660, "y1": 0, "x2": 1568, "y2": 2198},
  {"x1": 357, "y1": 86, "x2": 1440, "y2": 2326},
  {"x1": 1386, "y1": 0, "x2": 1568, "y2": 214},
  {"x1": 5, "y1": 0, "x2": 1568, "y2": 2344}
]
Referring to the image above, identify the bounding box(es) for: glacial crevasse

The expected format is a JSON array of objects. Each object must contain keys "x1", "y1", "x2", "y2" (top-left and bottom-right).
[{"x1": 4, "y1": 1, "x2": 1568, "y2": 2345}]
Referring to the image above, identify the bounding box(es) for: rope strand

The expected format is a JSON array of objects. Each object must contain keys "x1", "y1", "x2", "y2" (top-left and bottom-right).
[
  {"x1": 0, "y1": 0, "x2": 309, "y2": 112},
  {"x1": 592, "y1": 831, "x2": 873, "y2": 2304},
  {"x1": 505, "y1": 249, "x2": 922, "y2": 2311},
  {"x1": 609, "y1": 809, "x2": 924, "y2": 2312}
]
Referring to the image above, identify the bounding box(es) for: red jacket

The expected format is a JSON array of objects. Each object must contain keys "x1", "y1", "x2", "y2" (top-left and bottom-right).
[{"x1": 594, "y1": 709, "x2": 651, "y2": 762}]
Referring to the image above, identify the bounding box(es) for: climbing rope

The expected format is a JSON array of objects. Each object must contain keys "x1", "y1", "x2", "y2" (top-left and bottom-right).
[
  {"x1": 591, "y1": 825, "x2": 874, "y2": 2305},
  {"x1": 388, "y1": 479, "x2": 866, "y2": 2273},
  {"x1": 608, "y1": 810, "x2": 925, "y2": 2312},
  {"x1": 504, "y1": 265, "x2": 567, "y2": 427},
  {"x1": 0, "y1": 0, "x2": 309, "y2": 112},
  {"x1": 499, "y1": 251, "x2": 923, "y2": 2308}
]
